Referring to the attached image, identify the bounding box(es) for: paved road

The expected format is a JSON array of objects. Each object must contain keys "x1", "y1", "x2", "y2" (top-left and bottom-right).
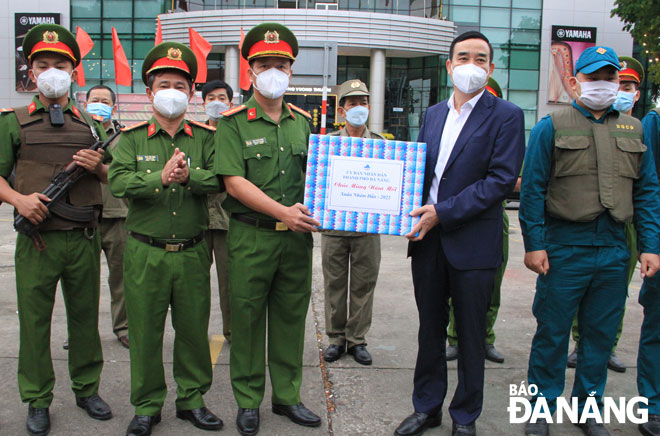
[{"x1": 0, "y1": 203, "x2": 647, "y2": 435}]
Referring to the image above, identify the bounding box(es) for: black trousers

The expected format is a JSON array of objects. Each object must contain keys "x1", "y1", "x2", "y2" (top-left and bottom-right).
[{"x1": 410, "y1": 226, "x2": 495, "y2": 425}]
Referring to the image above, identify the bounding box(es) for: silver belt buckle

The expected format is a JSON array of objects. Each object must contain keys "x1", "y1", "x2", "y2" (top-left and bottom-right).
[{"x1": 165, "y1": 243, "x2": 183, "y2": 252}]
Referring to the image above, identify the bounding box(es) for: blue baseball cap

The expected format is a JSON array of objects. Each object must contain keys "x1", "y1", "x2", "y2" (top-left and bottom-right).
[{"x1": 574, "y1": 46, "x2": 622, "y2": 75}]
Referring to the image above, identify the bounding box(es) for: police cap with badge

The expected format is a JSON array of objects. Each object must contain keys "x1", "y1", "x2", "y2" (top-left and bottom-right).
[
  {"x1": 337, "y1": 79, "x2": 370, "y2": 104},
  {"x1": 618, "y1": 56, "x2": 645, "y2": 85},
  {"x1": 141, "y1": 42, "x2": 198, "y2": 85},
  {"x1": 486, "y1": 77, "x2": 502, "y2": 99},
  {"x1": 241, "y1": 22, "x2": 299, "y2": 61},
  {"x1": 22, "y1": 23, "x2": 81, "y2": 67}
]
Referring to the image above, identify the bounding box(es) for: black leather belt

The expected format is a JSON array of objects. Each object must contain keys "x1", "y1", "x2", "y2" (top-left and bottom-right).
[
  {"x1": 129, "y1": 231, "x2": 205, "y2": 252},
  {"x1": 232, "y1": 213, "x2": 289, "y2": 231}
]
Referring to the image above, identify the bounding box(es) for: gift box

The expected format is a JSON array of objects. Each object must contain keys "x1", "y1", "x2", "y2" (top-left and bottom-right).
[{"x1": 304, "y1": 134, "x2": 427, "y2": 236}]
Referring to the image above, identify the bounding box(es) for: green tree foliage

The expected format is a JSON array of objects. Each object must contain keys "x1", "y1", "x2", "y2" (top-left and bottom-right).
[{"x1": 612, "y1": 0, "x2": 660, "y2": 97}]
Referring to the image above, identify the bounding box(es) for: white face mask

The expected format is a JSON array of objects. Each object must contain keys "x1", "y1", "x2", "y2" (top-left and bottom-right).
[
  {"x1": 37, "y1": 67, "x2": 72, "y2": 99},
  {"x1": 205, "y1": 101, "x2": 230, "y2": 121},
  {"x1": 153, "y1": 88, "x2": 189, "y2": 119},
  {"x1": 253, "y1": 68, "x2": 290, "y2": 100},
  {"x1": 450, "y1": 63, "x2": 489, "y2": 94},
  {"x1": 577, "y1": 80, "x2": 619, "y2": 111}
]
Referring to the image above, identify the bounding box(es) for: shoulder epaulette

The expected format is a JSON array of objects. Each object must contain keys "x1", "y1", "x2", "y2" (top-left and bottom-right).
[
  {"x1": 222, "y1": 105, "x2": 247, "y2": 117},
  {"x1": 189, "y1": 119, "x2": 216, "y2": 131},
  {"x1": 121, "y1": 120, "x2": 149, "y2": 132},
  {"x1": 90, "y1": 114, "x2": 104, "y2": 122},
  {"x1": 288, "y1": 103, "x2": 312, "y2": 119},
  {"x1": 0, "y1": 108, "x2": 15, "y2": 113}
]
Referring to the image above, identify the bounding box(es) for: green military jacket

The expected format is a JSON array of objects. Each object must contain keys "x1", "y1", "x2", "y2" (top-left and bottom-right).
[
  {"x1": 214, "y1": 96, "x2": 311, "y2": 220},
  {"x1": 325, "y1": 125, "x2": 386, "y2": 237},
  {"x1": 108, "y1": 116, "x2": 220, "y2": 240},
  {"x1": 205, "y1": 121, "x2": 230, "y2": 231},
  {"x1": 101, "y1": 123, "x2": 129, "y2": 219}
]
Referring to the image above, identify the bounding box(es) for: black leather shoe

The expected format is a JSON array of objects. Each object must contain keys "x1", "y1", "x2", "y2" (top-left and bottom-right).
[
  {"x1": 567, "y1": 348, "x2": 578, "y2": 368},
  {"x1": 176, "y1": 407, "x2": 223, "y2": 430},
  {"x1": 348, "y1": 344, "x2": 372, "y2": 365},
  {"x1": 394, "y1": 411, "x2": 442, "y2": 436},
  {"x1": 607, "y1": 353, "x2": 626, "y2": 373},
  {"x1": 126, "y1": 414, "x2": 161, "y2": 436},
  {"x1": 76, "y1": 393, "x2": 113, "y2": 420},
  {"x1": 26, "y1": 405, "x2": 50, "y2": 436},
  {"x1": 446, "y1": 345, "x2": 458, "y2": 361},
  {"x1": 525, "y1": 418, "x2": 549, "y2": 436},
  {"x1": 236, "y1": 408, "x2": 259, "y2": 436},
  {"x1": 118, "y1": 335, "x2": 130, "y2": 349},
  {"x1": 452, "y1": 421, "x2": 476, "y2": 436},
  {"x1": 272, "y1": 403, "x2": 321, "y2": 427},
  {"x1": 576, "y1": 418, "x2": 610, "y2": 436},
  {"x1": 323, "y1": 344, "x2": 345, "y2": 362},
  {"x1": 640, "y1": 414, "x2": 660, "y2": 436},
  {"x1": 485, "y1": 344, "x2": 504, "y2": 363}
]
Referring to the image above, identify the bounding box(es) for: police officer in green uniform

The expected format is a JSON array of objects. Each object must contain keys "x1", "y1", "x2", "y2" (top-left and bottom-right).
[
  {"x1": 520, "y1": 46, "x2": 660, "y2": 436},
  {"x1": 0, "y1": 23, "x2": 113, "y2": 436},
  {"x1": 446, "y1": 77, "x2": 510, "y2": 364},
  {"x1": 85, "y1": 84, "x2": 130, "y2": 349},
  {"x1": 108, "y1": 42, "x2": 223, "y2": 436},
  {"x1": 215, "y1": 22, "x2": 322, "y2": 436},
  {"x1": 566, "y1": 56, "x2": 645, "y2": 373},
  {"x1": 322, "y1": 79, "x2": 383, "y2": 366},
  {"x1": 201, "y1": 80, "x2": 233, "y2": 342}
]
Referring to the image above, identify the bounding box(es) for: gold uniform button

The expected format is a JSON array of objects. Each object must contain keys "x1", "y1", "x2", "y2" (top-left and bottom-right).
[
  {"x1": 172, "y1": 234, "x2": 176, "y2": 238},
  {"x1": 171, "y1": 143, "x2": 175, "y2": 147},
  {"x1": 280, "y1": 147, "x2": 284, "y2": 151},
  {"x1": 172, "y1": 211, "x2": 176, "y2": 216},
  {"x1": 281, "y1": 170, "x2": 285, "y2": 174},
  {"x1": 172, "y1": 188, "x2": 176, "y2": 192},
  {"x1": 155, "y1": 188, "x2": 159, "y2": 193},
  {"x1": 256, "y1": 153, "x2": 261, "y2": 158},
  {"x1": 187, "y1": 186, "x2": 191, "y2": 191},
  {"x1": 282, "y1": 193, "x2": 286, "y2": 198},
  {"x1": 146, "y1": 169, "x2": 151, "y2": 174},
  {"x1": 196, "y1": 166, "x2": 200, "y2": 170}
]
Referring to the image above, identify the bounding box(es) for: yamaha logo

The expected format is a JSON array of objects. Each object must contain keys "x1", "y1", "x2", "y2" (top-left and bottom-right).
[
  {"x1": 556, "y1": 28, "x2": 565, "y2": 38},
  {"x1": 19, "y1": 16, "x2": 28, "y2": 26}
]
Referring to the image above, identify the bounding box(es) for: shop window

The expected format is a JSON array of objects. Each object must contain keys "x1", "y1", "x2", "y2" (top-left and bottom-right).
[
  {"x1": 508, "y1": 69, "x2": 539, "y2": 90},
  {"x1": 102, "y1": 0, "x2": 133, "y2": 17},
  {"x1": 480, "y1": 7, "x2": 510, "y2": 28},
  {"x1": 511, "y1": 9, "x2": 541, "y2": 30},
  {"x1": 450, "y1": 6, "x2": 479, "y2": 24},
  {"x1": 509, "y1": 49, "x2": 539, "y2": 70}
]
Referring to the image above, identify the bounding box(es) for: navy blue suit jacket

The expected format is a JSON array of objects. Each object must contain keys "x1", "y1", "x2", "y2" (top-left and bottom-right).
[{"x1": 408, "y1": 90, "x2": 525, "y2": 270}]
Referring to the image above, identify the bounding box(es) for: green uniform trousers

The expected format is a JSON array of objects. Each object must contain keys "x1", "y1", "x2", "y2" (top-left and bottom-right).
[
  {"x1": 205, "y1": 229, "x2": 231, "y2": 339},
  {"x1": 15, "y1": 230, "x2": 103, "y2": 408},
  {"x1": 321, "y1": 234, "x2": 381, "y2": 348},
  {"x1": 448, "y1": 210, "x2": 509, "y2": 346},
  {"x1": 570, "y1": 221, "x2": 637, "y2": 352},
  {"x1": 228, "y1": 218, "x2": 312, "y2": 408},
  {"x1": 101, "y1": 217, "x2": 128, "y2": 338},
  {"x1": 123, "y1": 236, "x2": 213, "y2": 416}
]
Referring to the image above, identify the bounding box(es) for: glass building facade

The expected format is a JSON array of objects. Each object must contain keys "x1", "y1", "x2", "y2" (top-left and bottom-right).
[{"x1": 441, "y1": 0, "x2": 542, "y2": 140}]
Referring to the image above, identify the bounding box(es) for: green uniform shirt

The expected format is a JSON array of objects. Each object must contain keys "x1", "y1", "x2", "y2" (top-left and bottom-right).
[
  {"x1": 325, "y1": 125, "x2": 385, "y2": 237},
  {"x1": 0, "y1": 96, "x2": 106, "y2": 179},
  {"x1": 108, "y1": 116, "x2": 220, "y2": 240},
  {"x1": 101, "y1": 124, "x2": 129, "y2": 218},
  {"x1": 214, "y1": 96, "x2": 311, "y2": 219}
]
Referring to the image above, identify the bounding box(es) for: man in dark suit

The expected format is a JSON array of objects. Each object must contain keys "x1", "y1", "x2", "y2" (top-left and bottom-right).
[{"x1": 394, "y1": 31, "x2": 525, "y2": 436}]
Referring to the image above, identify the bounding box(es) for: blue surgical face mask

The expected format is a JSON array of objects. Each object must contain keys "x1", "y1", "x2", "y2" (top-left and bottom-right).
[
  {"x1": 345, "y1": 105, "x2": 369, "y2": 127},
  {"x1": 86, "y1": 102, "x2": 113, "y2": 122},
  {"x1": 613, "y1": 90, "x2": 636, "y2": 113}
]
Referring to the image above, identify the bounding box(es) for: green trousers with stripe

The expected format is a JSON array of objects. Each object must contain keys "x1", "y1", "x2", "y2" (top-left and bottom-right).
[
  {"x1": 227, "y1": 218, "x2": 313, "y2": 408},
  {"x1": 123, "y1": 236, "x2": 213, "y2": 416},
  {"x1": 15, "y1": 230, "x2": 104, "y2": 408}
]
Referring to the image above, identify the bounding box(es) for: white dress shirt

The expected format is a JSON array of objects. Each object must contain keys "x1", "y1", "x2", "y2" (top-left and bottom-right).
[{"x1": 426, "y1": 90, "x2": 486, "y2": 205}]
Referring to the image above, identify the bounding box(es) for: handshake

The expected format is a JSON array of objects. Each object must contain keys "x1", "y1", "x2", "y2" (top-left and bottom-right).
[{"x1": 161, "y1": 147, "x2": 190, "y2": 187}]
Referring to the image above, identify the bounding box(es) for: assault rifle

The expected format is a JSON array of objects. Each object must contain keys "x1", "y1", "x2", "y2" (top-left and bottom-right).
[{"x1": 14, "y1": 121, "x2": 123, "y2": 251}]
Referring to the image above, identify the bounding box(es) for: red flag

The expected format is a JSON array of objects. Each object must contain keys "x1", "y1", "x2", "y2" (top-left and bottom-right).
[
  {"x1": 74, "y1": 26, "x2": 94, "y2": 87},
  {"x1": 112, "y1": 27, "x2": 132, "y2": 86},
  {"x1": 155, "y1": 16, "x2": 162, "y2": 45},
  {"x1": 189, "y1": 28, "x2": 212, "y2": 83},
  {"x1": 239, "y1": 27, "x2": 251, "y2": 91}
]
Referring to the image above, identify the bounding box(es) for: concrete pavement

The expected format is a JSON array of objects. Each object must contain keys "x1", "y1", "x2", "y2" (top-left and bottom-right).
[{"x1": 0, "y1": 203, "x2": 648, "y2": 435}]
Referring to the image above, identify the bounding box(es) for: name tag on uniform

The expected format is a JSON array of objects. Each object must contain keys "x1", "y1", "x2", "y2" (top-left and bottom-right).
[
  {"x1": 245, "y1": 137, "x2": 267, "y2": 147},
  {"x1": 137, "y1": 155, "x2": 159, "y2": 162}
]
